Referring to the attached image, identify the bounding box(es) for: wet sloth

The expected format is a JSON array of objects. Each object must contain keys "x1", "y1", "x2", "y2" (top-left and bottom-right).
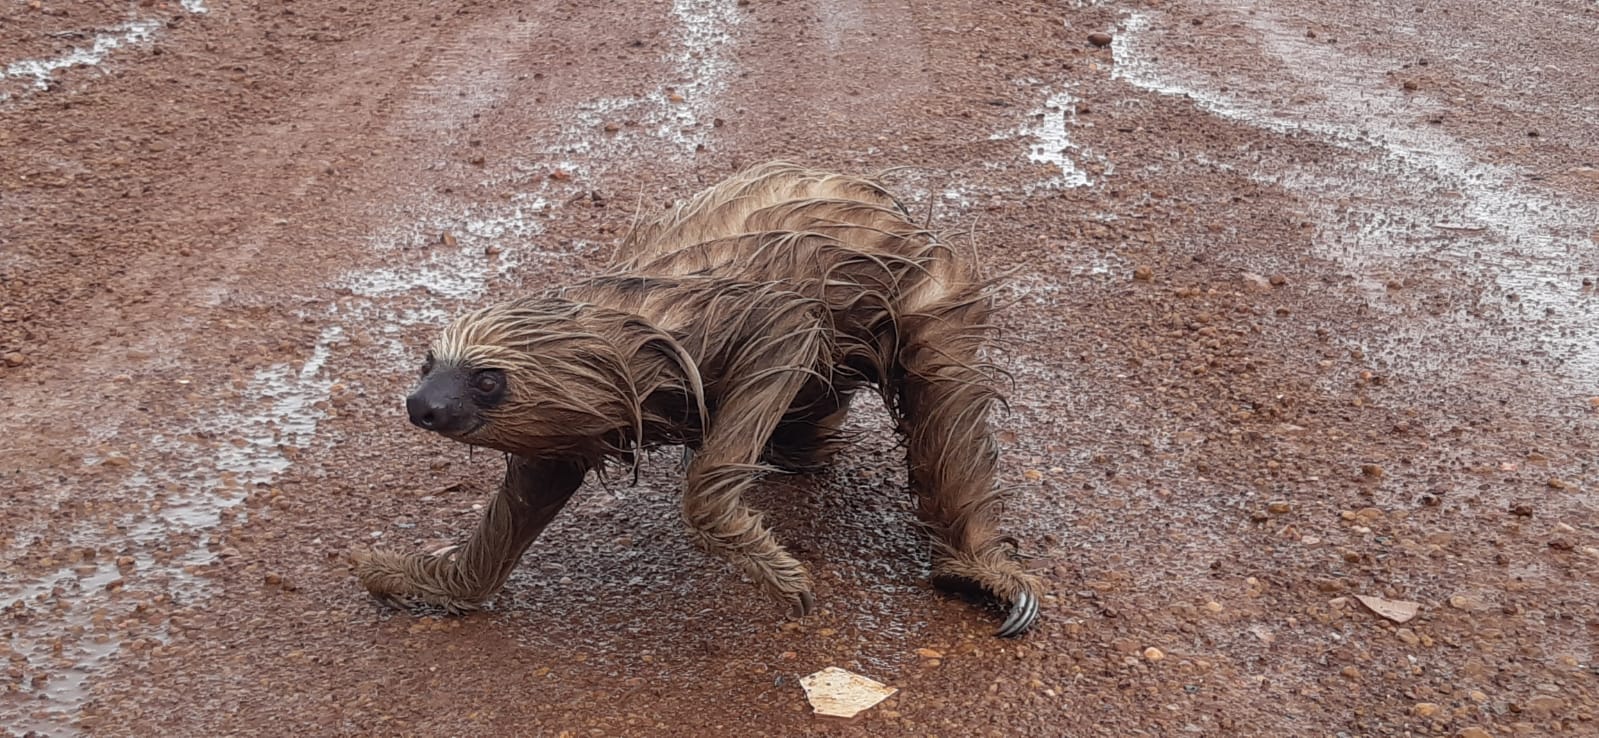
[{"x1": 354, "y1": 162, "x2": 1043, "y2": 636}]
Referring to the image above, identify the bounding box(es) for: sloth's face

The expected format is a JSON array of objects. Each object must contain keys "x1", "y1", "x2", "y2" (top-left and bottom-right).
[{"x1": 405, "y1": 351, "x2": 509, "y2": 440}]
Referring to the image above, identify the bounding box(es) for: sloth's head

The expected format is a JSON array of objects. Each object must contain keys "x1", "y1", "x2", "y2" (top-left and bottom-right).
[{"x1": 405, "y1": 297, "x2": 701, "y2": 457}]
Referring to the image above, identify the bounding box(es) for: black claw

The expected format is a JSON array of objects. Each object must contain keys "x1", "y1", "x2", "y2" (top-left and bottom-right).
[
  {"x1": 790, "y1": 590, "x2": 816, "y2": 618},
  {"x1": 996, "y1": 591, "x2": 1038, "y2": 637}
]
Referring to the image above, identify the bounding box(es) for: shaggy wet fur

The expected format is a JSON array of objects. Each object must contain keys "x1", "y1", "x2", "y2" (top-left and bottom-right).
[{"x1": 353, "y1": 161, "x2": 1045, "y2": 635}]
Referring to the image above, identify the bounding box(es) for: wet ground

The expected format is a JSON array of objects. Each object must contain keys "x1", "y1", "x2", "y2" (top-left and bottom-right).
[{"x1": 3, "y1": 0, "x2": 1597, "y2": 735}]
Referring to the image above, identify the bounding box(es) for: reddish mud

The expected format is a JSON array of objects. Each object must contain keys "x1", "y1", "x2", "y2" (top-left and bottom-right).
[{"x1": 2, "y1": 0, "x2": 1595, "y2": 736}]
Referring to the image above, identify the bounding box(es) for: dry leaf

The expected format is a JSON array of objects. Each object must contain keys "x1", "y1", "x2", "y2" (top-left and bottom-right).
[
  {"x1": 1354, "y1": 594, "x2": 1420, "y2": 623},
  {"x1": 799, "y1": 667, "x2": 897, "y2": 719}
]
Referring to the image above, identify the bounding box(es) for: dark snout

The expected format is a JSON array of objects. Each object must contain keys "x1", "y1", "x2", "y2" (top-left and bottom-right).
[{"x1": 406, "y1": 371, "x2": 476, "y2": 435}]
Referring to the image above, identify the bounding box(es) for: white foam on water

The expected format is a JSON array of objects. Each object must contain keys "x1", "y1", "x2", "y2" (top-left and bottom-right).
[
  {"x1": 1, "y1": 19, "x2": 160, "y2": 97},
  {"x1": 343, "y1": 197, "x2": 557, "y2": 301},
  {"x1": 993, "y1": 87, "x2": 1091, "y2": 188},
  {"x1": 210, "y1": 326, "x2": 343, "y2": 485},
  {"x1": 567, "y1": 0, "x2": 741, "y2": 157},
  {"x1": 655, "y1": 0, "x2": 740, "y2": 151},
  {"x1": 1111, "y1": 9, "x2": 1599, "y2": 385},
  {"x1": 2, "y1": 2, "x2": 210, "y2": 102}
]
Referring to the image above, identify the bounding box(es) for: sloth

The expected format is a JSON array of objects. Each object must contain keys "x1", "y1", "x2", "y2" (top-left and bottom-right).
[{"x1": 353, "y1": 162, "x2": 1044, "y2": 636}]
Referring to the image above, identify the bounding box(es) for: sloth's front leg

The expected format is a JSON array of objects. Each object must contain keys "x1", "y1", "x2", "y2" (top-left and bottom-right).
[
  {"x1": 680, "y1": 316, "x2": 831, "y2": 618},
  {"x1": 353, "y1": 455, "x2": 587, "y2": 613}
]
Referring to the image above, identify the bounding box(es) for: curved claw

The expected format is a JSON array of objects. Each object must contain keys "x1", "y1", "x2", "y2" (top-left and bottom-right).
[
  {"x1": 788, "y1": 590, "x2": 816, "y2": 619},
  {"x1": 995, "y1": 590, "x2": 1039, "y2": 638}
]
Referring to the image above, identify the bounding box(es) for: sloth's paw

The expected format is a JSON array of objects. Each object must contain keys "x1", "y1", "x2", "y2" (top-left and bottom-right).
[{"x1": 932, "y1": 548, "x2": 1044, "y2": 637}]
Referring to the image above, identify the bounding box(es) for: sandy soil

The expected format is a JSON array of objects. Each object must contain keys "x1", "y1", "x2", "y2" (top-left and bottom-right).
[{"x1": 2, "y1": 0, "x2": 1596, "y2": 735}]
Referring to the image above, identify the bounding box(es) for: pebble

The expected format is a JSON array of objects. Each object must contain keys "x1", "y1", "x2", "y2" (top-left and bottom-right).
[
  {"x1": 1414, "y1": 702, "x2": 1440, "y2": 717},
  {"x1": 1267, "y1": 501, "x2": 1292, "y2": 514},
  {"x1": 1142, "y1": 647, "x2": 1164, "y2": 662},
  {"x1": 1396, "y1": 628, "x2": 1420, "y2": 646},
  {"x1": 1448, "y1": 594, "x2": 1489, "y2": 612},
  {"x1": 1525, "y1": 695, "x2": 1565, "y2": 715},
  {"x1": 1087, "y1": 32, "x2": 1113, "y2": 47},
  {"x1": 3, "y1": 352, "x2": 25, "y2": 367},
  {"x1": 1341, "y1": 666, "x2": 1361, "y2": 680},
  {"x1": 916, "y1": 648, "x2": 944, "y2": 659},
  {"x1": 1459, "y1": 728, "x2": 1493, "y2": 738},
  {"x1": 1133, "y1": 265, "x2": 1153, "y2": 281}
]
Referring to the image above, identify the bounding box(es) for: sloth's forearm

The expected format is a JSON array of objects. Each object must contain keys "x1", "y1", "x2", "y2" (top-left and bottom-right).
[{"x1": 355, "y1": 456, "x2": 588, "y2": 610}]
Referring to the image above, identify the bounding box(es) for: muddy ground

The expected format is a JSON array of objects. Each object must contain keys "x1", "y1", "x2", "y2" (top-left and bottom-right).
[{"x1": 3, "y1": 0, "x2": 1597, "y2": 736}]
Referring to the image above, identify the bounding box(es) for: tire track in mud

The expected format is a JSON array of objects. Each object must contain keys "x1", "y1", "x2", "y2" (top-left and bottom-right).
[{"x1": 1109, "y1": 6, "x2": 1599, "y2": 401}]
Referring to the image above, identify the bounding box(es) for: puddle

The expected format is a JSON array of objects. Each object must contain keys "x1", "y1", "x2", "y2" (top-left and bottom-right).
[
  {"x1": 3, "y1": 324, "x2": 344, "y2": 736},
  {"x1": 1110, "y1": 9, "x2": 1599, "y2": 389}
]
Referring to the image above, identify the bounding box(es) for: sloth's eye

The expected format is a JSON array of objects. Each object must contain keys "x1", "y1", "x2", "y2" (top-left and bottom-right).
[{"x1": 473, "y1": 370, "x2": 504, "y2": 395}]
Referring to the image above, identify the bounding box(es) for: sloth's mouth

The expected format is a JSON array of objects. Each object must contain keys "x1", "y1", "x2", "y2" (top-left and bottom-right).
[{"x1": 437, "y1": 418, "x2": 487, "y2": 440}]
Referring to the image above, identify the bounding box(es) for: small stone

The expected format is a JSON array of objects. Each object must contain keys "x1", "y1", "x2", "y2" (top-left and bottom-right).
[
  {"x1": 439, "y1": 232, "x2": 457, "y2": 248},
  {"x1": 1469, "y1": 690, "x2": 1488, "y2": 703},
  {"x1": 1268, "y1": 273, "x2": 1288, "y2": 286},
  {"x1": 1396, "y1": 628, "x2": 1420, "y2": 646},
  {"x1": 1524, "y1": 695, "x2": 1565, "y2": 715},
  {"x1": 915, "y1": 648, "x2": 944, "y2": 659},
  {"x1": 602, "y1": 122, "x2": 620, "y2": 133},
  {"x1": 1341, "y1": 666, "x2": 1361, "y2": 680},
  {"x1": 1448, "y1": 593, "x2": 1489, "y2": 612},
  {"x1": 1142, "y1": 647, "x2": 1164, "y2": 662},
  {"x1": 1361, "y1": 463, "x2": 1384, "y2": 479},
  {"x1": 484, "y1": 245, "x2": 503, "y2": 256},
  {"x1": 1546, "y1": 478, "x2": 1568, "y2": 490},
  {"x1": 1414, "y1": 702, "x2": 1440, "y2": 717},
  {"x1": 1087, "y1": 32, "x2": 1113, "y2": 47},
  {"x1": 264, "y1": 573, "x2": 283, "y2": 586},
  {"x1": 667, "y1": 92, "x2": 685, "y2": 103},
  {"x1": 1459, "y1": 728, "x2": 1493, "y2": 738},
  {"x1": 3, "y1": 352, "x2": 25, "y2": 367},
  {"x1": 1509, "y1": 503, "x2": 1534, "y2": 517},
  {"x1": 1267, "y1": 501, "x2": 1292, "y2": 514},
  {"x1": 1133, "y1": 265, "x2": 1153, "y2": 281},
  {"x1": 1402, "y1": 79, "x2": 1420, "y2": 91}
]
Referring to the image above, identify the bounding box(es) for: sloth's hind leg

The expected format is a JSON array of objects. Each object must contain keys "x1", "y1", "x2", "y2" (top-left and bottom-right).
[{"x1": 896, "y1": 301, "x2": 1043, "y2": 637}]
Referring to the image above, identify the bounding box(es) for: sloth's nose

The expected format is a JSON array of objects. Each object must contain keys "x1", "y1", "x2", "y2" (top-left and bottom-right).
[{"x1": 406, "y1": 381, "x2": 471, "y2": 434}]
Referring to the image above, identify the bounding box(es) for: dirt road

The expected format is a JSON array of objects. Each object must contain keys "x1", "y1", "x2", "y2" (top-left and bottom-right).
[{"x1": 3, "y1": 0, "x2": 1596, "y2": 735}]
